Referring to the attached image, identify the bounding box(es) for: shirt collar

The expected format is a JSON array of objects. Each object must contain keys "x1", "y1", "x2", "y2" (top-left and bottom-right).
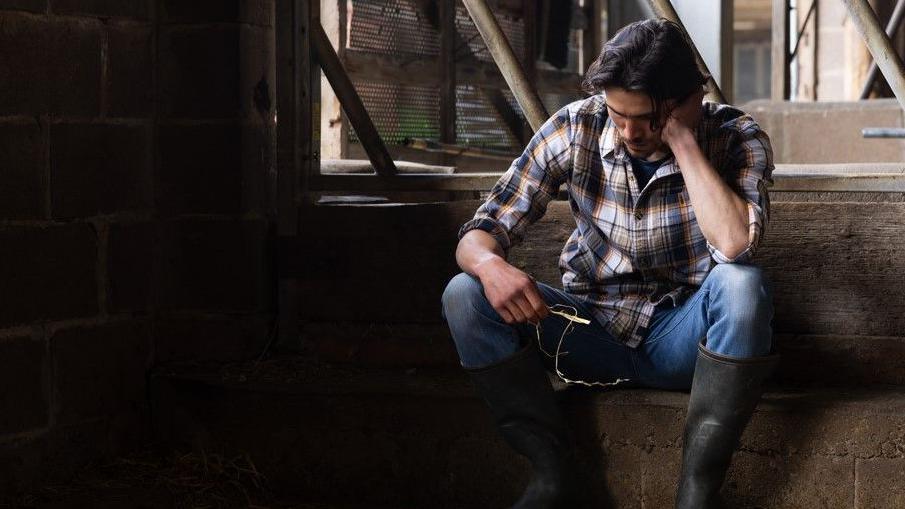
[{"x1": 600, "y1": 115, "x2": 622, "y2": 159}]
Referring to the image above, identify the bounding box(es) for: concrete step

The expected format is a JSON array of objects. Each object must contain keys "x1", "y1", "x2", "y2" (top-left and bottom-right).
[{"x1": 151, "y1": 357, "x2": 905, "y2": 509}]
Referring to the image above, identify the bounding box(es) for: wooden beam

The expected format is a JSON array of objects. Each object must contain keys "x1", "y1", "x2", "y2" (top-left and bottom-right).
[
  {"x1": 843, "y1": 0, "x2": 905, "y2": 111},
  {"x1": 771, "y1": 0, "x2": 790, "y2": 100},
  {"x1": 312, "y1": 23, "x2": 397, "y2": 176},
  {"x1": 439, "y1": 0, "x2": 457, "y2": 145},
  {"x1": 275, "y1": 0, "x2": 308, "y2": 349},
  {"x1": 341, "y1": 49, "x2": 581, "y2": 96},
  {"x1": 860, "y1": 0, "x2": 905, "y2": 99},
  {"x1": 462, "y1": 0, "x2": 549, "y2": 130},
  {"x1": 319, "y1": 0, "x2": 348, "y2": 159}
]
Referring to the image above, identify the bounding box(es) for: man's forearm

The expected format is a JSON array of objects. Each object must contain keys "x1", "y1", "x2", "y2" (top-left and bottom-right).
[
  {"x1": 670, "y1": 131, "x2": 750, "y2": 258},
  {"x1": 456, "y1": 229, "x2": 508, "y2": 279}
]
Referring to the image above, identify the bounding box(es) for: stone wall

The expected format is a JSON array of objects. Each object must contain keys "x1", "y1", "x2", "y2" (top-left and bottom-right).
[{"x1": 0, "y1": 0, "x2": 276, "y2": 491}]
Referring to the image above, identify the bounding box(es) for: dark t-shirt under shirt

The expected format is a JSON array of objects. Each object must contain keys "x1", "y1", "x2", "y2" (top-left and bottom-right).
[{"x1": 628, "y1": 154, "x2": 672, "y2": 189}]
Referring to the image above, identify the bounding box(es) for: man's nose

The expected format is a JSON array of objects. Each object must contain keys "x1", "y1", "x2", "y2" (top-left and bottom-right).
[{"x1": 624, "y1": 120, "x2": 643, "y2": 140}]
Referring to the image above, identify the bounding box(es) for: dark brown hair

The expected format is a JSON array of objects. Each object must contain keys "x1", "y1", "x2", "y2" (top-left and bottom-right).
[{"x1": 581, "y1": 18, "x2": 709, "y2": 128}]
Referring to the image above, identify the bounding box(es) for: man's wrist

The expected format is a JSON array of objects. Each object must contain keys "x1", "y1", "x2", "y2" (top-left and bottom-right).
[
  {"x1": 473, "y1": 255, "x2": 507, "y2": 281},
  {"x1": 664, "y1": 125, "x2": 696, "y2": 151}
]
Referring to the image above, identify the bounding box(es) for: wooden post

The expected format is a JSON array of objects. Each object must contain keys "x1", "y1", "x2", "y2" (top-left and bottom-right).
[
  {"x1": 580, "y1": 0, "x2": 604, "y2": 74},
  {"x1": 313, "y1": 23, "x2": 397, "y2": 176},
  {"x1": 843, "y1": 0, "x2": 905, "y2": 111},
  {"x1": 522, "y1": 0, "x2": 537, "y2": 144},
  {"x1": 439, "y1": 0, "x2": 457, "y2": 145},
  {"x1": 275, "y1": 0, "x2": 307, "y2": 349},
  {"x1": 771, "y1": 0, "x2": 790, "y2": 100},
  {"x1": 860, "y1": 0, "x2": 905, "y2": 99},
  {"x1": 319, "y1": 0, "x2": 348, "y2": 159},
  {"x1": 645, "y1": 0, "x2": 727, "y2": 103},
  {"x1": 462, "y1": 0, "x2": 549, "y2": 131}
]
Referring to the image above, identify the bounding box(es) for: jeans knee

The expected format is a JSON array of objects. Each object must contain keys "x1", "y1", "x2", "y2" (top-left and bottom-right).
[
  {"x1": 704, "y1": 264, "x2": 774, "y2": 357},
  {"x1": 707, "y1": 264, "x2": 772, "y2": 309},
  {"x1": 441, "y1": 273, "x2": 486, "y2": 323}
]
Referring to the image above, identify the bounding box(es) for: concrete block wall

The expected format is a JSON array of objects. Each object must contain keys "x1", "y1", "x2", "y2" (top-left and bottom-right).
[
  {"x1": 0, "y1": 0, "x2": 276, "y2": 492},
  {"x1": 744, "y1": 99, "x2": 905, "y2": 163}
]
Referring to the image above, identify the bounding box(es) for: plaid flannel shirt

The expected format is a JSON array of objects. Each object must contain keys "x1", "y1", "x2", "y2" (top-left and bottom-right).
[{"x1": 458, "y1": 94, "x2": 774, "y2": 347}]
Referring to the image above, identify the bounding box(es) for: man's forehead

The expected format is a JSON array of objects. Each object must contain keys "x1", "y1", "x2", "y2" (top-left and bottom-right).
[{"x1": 604, "y1": 87, "x2": 657, "y2": 117}]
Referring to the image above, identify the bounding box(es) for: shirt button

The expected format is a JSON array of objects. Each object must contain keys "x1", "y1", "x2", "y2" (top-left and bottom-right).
[
  {"x1": 638, "y1": 256, "x2": 650, "y2": 268},
  {"x1": 634, "y1": 210, "x2": 643, "y2": 220}
]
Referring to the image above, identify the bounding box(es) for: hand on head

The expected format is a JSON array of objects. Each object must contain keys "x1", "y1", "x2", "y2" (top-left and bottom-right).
[{"x1": 662, "y1": 88, "x2": 705, "y2": 147}]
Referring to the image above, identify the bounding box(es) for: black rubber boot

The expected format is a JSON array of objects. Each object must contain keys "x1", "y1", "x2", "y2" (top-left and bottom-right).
[
  {"x1": 675, "y1": 341, "x2": 779, "y2": 509},
  {"x1": 467, "y1": 343, "x2": 580, "y2": 509}
]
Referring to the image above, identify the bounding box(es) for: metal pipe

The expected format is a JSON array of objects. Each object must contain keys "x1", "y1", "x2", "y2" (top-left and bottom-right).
[
  {"x1": 312, "y1": 23, "x2": 397, "y2": 176},
  {"x1": 862, "y1": 127, "x2": 905, "y2": 138},
  {"x1": 461, "y1": 0, "x2": 549, "y2": 131},
  {"x1": 645, "y1": 0, "x2": 727, "y2": 103},
  {"x1": 860, "y1": 0, "x2": 905, "y2": 99},
  {"x1": 844, "y1": 0, "x2": 905, "y2": 112}
]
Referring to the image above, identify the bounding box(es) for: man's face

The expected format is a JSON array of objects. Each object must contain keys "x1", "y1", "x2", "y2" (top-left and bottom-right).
[{"x1": 604, "y1": 87, "x2": 670, "y2": 159}]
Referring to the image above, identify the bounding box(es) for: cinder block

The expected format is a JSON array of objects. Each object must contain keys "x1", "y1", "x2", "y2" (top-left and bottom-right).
[
  {"x1": 0, "y1": 0, "x2": 45, "y2": 13},
  {"x1": 0, "y1": 120, "x2": 46, "y2": 219},
  {"x1": 51, "y1": 0, "x2": 148, "y2": 18},
  {"x1": 782, "y1": 108, "x2": 904, "y2": 163},
  {"x1": 50, "y1": 123, "x2": 152, "y2": 218},
  {"x1": 0, "y1": 335, "x2": 48, "y2": 434},
  {"x1": 158, "y1": 0, "x2": 273, "y2": 26},
  {"x1": 156, "y1": 124, "x2": 242, "y2": 214},
  {"x1": 107, "y1": 222, "x2": 154, "y2": 313},
  {"x1": 106, "y1": 24, "x2": 153, "y2": 117},
  {"x1": 240, "y1": 123, "x2": 275, "y2": 214},
  {"x1": 158, "y1": 26, "x2": 241, "y2": 118},
  {"x1": 155, "y1": 219, "x2": 271, "y2": 312},
  {"x1": 0, "y1": 224, "x2": 97, "y2": 327},
  {"x1": 153, "y1": 313, "x2": 272, "y2": 363},
  {"x1": 51, "y1": 321, "x2": 151, "y2": 424},
  {"x1": 0, "y1": 13, "x2": 101, "y2": 115}
]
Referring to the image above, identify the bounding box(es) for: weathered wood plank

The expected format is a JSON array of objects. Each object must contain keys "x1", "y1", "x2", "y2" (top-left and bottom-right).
[
  {"x1": 307, "y1": 165, "x2": 905, "y2": 192},
  {"x1": 297, "y1": 200, "x2": 905, "y2": 341}
]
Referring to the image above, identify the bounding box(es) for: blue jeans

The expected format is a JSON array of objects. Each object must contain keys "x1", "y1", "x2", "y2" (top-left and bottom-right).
[{"x1": 441, "y1": 264, "x2": 773, "y2": 390}]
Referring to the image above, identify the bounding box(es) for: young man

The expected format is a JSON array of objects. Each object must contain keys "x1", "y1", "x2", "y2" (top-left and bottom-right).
[{"x1": 442, "y1": 19, "x2": 777, "y2": 509}]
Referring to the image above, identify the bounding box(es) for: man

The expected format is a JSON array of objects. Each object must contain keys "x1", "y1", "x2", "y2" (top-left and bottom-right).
[{"x1": 441, "y1": 18, "x2": 777, "y2": 509}]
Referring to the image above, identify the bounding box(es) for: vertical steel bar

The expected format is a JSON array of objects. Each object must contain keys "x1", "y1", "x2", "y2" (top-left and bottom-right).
[
  {"x1": 312, "y1": 23, "x2": 397, "y2": 176},
  {"x1": 439, "y1": 0, "x2": 457, "y2": 144},
  {"x1": 843, "y1": 0, "x2": 905, "y2": 111},
  {"x1": 859, "y1": 0, "x2": 905, "y2": 99},
  {"x1": 462, "y1": 0, "x2": 549, "y2": 131},
  {"x1": 645, "y1": 0, "x2": 727, "y2": 103}
]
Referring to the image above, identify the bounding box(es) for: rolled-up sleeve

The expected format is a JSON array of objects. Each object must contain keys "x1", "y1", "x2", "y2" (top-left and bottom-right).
[
  {"x1": 458, "y1": 106, "x2": 574, "y2": 253},
  {"x1": 707, "y1": 119, "x2": 773, "y2": 264}
]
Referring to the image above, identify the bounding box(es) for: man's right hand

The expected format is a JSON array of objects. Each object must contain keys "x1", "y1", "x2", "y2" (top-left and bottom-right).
[{"x1": 474, "y1": 257, "x2": 549, "y2": 325}]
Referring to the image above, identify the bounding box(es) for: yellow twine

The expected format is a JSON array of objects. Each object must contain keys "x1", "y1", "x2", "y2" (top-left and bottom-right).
[{"x1": 535, "y1": 304, "x2": 630, "y2": 389}]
